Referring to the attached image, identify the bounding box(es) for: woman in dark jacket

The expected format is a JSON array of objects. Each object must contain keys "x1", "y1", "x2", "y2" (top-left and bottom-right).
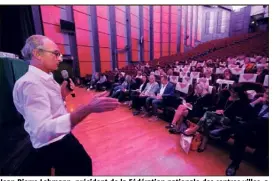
[
  {"x1": 167, "y1": 83, "x2": 213, "y2": 133},
  {"x1": 184, "y1": 84, "x2": 250, "y2": 152}
]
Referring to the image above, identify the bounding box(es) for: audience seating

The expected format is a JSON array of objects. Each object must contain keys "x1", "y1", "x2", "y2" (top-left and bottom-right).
[{"x1": 78, "y1": 31, "x2": 269, "y2": 170}]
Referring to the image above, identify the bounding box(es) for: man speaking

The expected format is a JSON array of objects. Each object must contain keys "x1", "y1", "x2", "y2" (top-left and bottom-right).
[{"x1": 12, "y1": 35, "x2": 119, "y2": 176}]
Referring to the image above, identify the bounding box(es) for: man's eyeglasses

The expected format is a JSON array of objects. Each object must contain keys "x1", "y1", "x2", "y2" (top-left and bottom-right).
[{"x1": 38, "y1": 49, "x2": 62, "y2": 58}]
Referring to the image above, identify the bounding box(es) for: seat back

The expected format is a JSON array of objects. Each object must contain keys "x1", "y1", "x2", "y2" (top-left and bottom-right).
[
  {"x1": 170, "y1": 76, "x2": 179, "y2": 84},
  {"x1": 239, "y1": 73, "x2": 258, "y2": 83}
]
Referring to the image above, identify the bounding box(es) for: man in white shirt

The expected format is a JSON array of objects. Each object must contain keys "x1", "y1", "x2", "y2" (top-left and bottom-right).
[{"x1": 13, "y1": 35, "x2": 119, "y2": 176}]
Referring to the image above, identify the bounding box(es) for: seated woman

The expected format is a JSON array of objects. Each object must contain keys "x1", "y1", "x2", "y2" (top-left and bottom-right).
[
  {"x1": 216, "y1": 69, "x2": 237, "y2": 94},
  {"x1": 184, "y1": 84, "x2": 250, "y2": 152},
  {"x1": 186, "y1": 83, "x2": 214, "y2": 119},
  {"x1": 166, "y1": 83, "x2": 212, "y2": 133},
  {"x1": 221, "y1": 69, "x2": 236, "y2": 82},
  {"x1": 166, "y1": 103, "x2": 192, "y2": 134},
  {"x1": 130, "y1": 75, "x2": 148, "y2": 98},
  {"x1": 203, "y1": 68, "x2": 214, "y2": 85},
  {"x1": 95, "y1": 73, "x2": 107, "y2": 91}
]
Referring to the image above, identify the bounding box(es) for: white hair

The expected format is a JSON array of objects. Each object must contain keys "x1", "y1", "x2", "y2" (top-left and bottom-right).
[{"x1": 21, "y1": 35, "x2": 50, "y2": 60}]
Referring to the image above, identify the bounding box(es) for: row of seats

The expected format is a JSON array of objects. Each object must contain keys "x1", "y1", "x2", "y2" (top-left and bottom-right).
[{"x1": 102, "y1": 31, "x2": 267, "y2": 79}]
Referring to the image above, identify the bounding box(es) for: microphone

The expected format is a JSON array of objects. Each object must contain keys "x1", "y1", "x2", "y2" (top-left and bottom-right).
[{"x1": 61, "y1": 70, "x2": 75, "y2": 97}]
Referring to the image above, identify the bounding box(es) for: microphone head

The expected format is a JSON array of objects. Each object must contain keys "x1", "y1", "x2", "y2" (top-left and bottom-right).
[{"x1": 61, "y1": 70, "x2": 69, "y2": 79}]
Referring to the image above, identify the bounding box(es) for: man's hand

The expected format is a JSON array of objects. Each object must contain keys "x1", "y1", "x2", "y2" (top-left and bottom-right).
[
  {"x1": 61, "y1": 78, "x2": 75, "y2": 99},
  {"x1": 88, "y1": 91, "x2": 120, "y2": 113},
  {"x1": 156, "y1": 95, "x2": 162, "y2": 99},
  {"x1": 70, "y1": 91, "x2": 120, "y2": 128},
  {"x1": 140, "y1": 93, "x2": 146, "y2": 97},
  {"x1": 215, "y1": 110, "x2": 224, "y2": 115}
]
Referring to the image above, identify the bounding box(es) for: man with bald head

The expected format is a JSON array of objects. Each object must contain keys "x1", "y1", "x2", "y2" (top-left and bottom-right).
[{"x1": 13, "y1": 35, "x2": 119, "y2": 175}]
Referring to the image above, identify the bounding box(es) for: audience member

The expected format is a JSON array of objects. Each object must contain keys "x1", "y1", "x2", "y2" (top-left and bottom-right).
[
  {"x1": 184, "y1": 84, "x2": 250, "y2": 152},
  {"x1": 88, "y1": 72, "x2": 99, "y2": 90},
  {"x1": 226, "y1": 88, "x2": 269, "y2": 176},
  {"x1": 166, "y1": 103, "x2": 193, "y2": 134},
  {"x1": 96, "y1": 73, "x2": 107, "y2": 91},
  {"x1": 132, "y1": 75, "x2": 159, "y2": 116},
  {"x1": 144, "y1": 75, "x2": 175, "y2": 121}
]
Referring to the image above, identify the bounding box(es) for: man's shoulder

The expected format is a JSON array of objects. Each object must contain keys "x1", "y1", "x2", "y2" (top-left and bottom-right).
[
  {"x1": 14, "y1": 71, "x2": 40, "y2": 89},
  {"x1": 167, "y1": 82, "x2": 174, "y2": 87}
]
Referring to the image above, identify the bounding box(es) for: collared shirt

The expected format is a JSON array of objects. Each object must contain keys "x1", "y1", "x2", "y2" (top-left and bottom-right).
[
  {"x1": 144, "y1": 83, "x2": 152, "y2": 95},
  {"x1": 13, "y1": 65, "x2": 71, "y2": 149},
  {"x1": 159, "y1": 83, "x2": 167, "y2": 96},
  {"x1": 144, "y1": 82, "x2": 158, "y2": 96}
]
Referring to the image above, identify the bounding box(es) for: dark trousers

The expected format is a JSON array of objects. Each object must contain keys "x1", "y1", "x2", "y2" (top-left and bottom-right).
[
  {"x1": 145, "y1": 97, "x2": 163, "y2": 115},
  {"x1": 145, "y1": 97, "x2": 156, "y2": 112},
  {"x1": 24, "y1": 133, "x2": 92, "y2": 176},
  {"x1": 96, "y1": 82, "x2": 106, "y2": 91},
  {"x1": 117, "y1": 91, "x2": 130, "y2": 102},
  {"x1": 230, "y1": 118, "x2": 269, "y2": 166},
  {"x1": 151, "y1": 99, "x2": 163, "y2": 115},
  {"x1": 109, "y1": 83, "x2": 121, "y2": 96},
  {"x1": 132, "y1": 96, "x2": 148, "y2": 110}
]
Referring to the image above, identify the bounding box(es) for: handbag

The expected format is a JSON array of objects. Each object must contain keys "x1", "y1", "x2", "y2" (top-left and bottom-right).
[{"x1": 180, "y1": 134, "x2": 193, "y2": 154}]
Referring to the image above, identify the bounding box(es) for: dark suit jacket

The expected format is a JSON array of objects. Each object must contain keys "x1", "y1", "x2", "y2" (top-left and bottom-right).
[
  {"x1": 253, "y1": 103, "x2": 269, "y2": 118},
  {"x1": 157, "y1": 82, "x2": 175, "y2": 97}
]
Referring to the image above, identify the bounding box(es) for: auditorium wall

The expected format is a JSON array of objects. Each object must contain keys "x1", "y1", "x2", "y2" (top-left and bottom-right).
[
  {"x1": 39, "y1": 5, "x2": 232, "y2": 77},
  {"x1": 229, "y1": 6, "x2": 251, "y2": 37},
  {"x1": 199, "y1": 6, "x2": 231, "y2": 43}
]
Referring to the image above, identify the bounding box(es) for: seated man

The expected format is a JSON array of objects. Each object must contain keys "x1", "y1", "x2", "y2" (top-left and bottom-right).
[
  {"x1": 109, "y1": 73, "x2": 125, "y2": 96},
  {"x1": 144, "y1": 75, "x2": 175, "y2": 121},
  {"x1": 112, "y1": 75, "x2": 136, "y2": 103},
  {"x1": 226, "y1": 89, "x2": 269, "y2": 176},
  {"x1": 87, "y1": 72, "x2": 99, "y2": 90},
  {"x1": 111, "y1": 75, "x2": 131, "y2": 97},
  {"x1": 132, "y1": 75, "x2": 159, "y2": 115}
]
